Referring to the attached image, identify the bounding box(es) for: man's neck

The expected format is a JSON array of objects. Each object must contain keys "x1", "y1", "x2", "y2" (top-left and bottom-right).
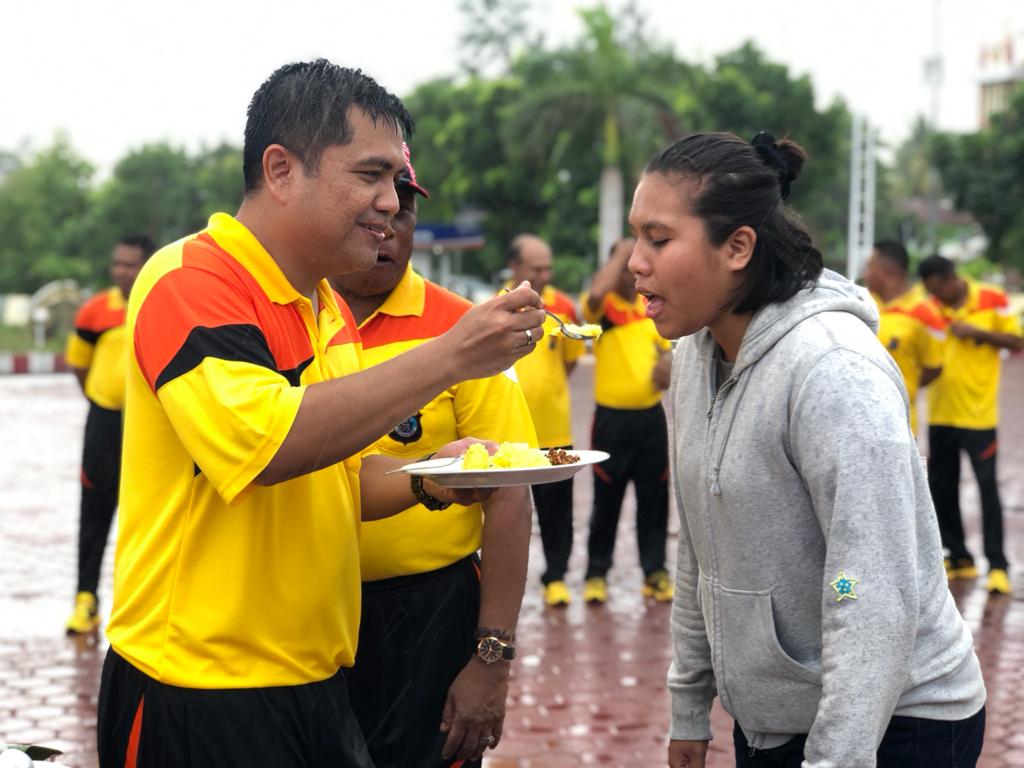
[
  {"x1": 336, "y1": 289, "x2": 388, "y2": 326},
  {"x1": 877, "y1": 278, "x2": 910, "y2": 304},
  {"x1": 951, "y1": 278, "x2": 969, "y2": 309},
  {"x1": 236, "y1": 198, "x2": 318, "y2": 296}
]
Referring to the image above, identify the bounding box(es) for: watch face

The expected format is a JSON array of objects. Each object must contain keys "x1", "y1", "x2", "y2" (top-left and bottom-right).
[{"x1": 478, "y1": 637, "x2": 504, "y2": 663}]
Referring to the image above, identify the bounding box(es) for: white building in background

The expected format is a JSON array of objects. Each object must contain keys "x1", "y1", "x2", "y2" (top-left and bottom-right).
[{"x1": 979, "y1": 31, "x2": 1024, "y2": 128}]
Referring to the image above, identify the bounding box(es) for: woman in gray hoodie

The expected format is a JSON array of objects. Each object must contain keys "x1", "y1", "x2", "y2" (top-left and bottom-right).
[{"x1": 628, "y1": 132, "x2": 986, "y2": 768}]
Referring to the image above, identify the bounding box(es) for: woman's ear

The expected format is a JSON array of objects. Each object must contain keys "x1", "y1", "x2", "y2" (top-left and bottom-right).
[{"x1": 725, "y1": 225, "x2": 756, "y2": 273}]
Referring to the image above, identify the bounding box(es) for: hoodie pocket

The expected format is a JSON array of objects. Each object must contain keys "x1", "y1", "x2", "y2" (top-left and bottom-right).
[{"x1": 717, "y1": 586, "x2": 822, "y2": 733}]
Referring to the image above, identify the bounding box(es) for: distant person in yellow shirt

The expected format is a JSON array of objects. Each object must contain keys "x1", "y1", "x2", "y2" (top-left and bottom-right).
[
  {"x1": 919, "y1": 254, "x2": 1024, "y2": 594},
  {"x1": 63, "y1": 235, "x2": 155, "y2": 634},
  {"x1": 581, "y1": 237, "x2": 673, "y2": 605},
  {"x1": 332, "y1": 146, "x2": 535, "y2": 767},
  {"x1": 506, "y1": 234, "x2": 585, "y2": 607},
  {"x1": 862, "y1": 240, "x2": 945, "y2": 434}
]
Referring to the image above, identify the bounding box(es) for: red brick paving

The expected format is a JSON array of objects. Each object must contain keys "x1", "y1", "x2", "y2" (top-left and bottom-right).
[{"x1": 1, "y1": 359, "x2": 1022, "y2": 767}]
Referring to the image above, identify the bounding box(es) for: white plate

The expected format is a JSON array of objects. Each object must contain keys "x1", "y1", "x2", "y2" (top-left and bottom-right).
[{"x1": 400, "y1": 450, "x2": 610, "y2": 488}]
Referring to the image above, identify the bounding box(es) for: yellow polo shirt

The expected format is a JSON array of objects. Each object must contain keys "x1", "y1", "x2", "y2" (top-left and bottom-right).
[
  {"x1": 65, "y1": 287, "x2": 128, "y2": 410},
  {"x1": 583, "y1": 291, "x2": 670, "y2": 409},
  {"x1": 358, "y1": 267, "x2": 537, "y2": 581},
  {"x1": 928, "y1": 280, "x2": 1022, "y2": 430},
  {"x1": 511, "y1": 285, "x2": 583, "y2": 447},
  {"x1": 108, "y1": 213, "x2": 365, "y2": 688},
  {"x1": 876, "y1": 289, "x2": 946, "y2": 433}
]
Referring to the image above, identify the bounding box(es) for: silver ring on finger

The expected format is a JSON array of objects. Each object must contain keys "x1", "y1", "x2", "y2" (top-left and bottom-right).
[
  {"x1": 524, "y1": 328, "x2": 533, "y2": 344},
  {"x1": 483, "y1": 735, "x2": 495, "y2": 746}
]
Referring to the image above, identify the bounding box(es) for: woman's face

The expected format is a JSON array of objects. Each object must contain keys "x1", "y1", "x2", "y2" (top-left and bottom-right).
[{"x1": 627, "y1": 172, "x2": 745, "y2": 339}]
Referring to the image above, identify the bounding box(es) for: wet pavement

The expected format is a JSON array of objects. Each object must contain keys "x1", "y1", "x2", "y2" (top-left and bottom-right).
[{"x1": 1, "y1": 358, "x2": 1023, "y2": 767}]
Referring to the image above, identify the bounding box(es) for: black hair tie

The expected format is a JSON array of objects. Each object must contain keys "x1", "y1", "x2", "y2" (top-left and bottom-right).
[{"x1": 750, "y1": 131, "x2": 794, "y2": 201}]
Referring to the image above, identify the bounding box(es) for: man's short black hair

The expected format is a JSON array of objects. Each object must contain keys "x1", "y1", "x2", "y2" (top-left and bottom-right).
[
  {"x1": 917, "y1": 254, "x2": 956, "y2": 281},
  {"x1": 243, "y1": 59, "x2": 414, "y2": 192},
  {"x1": 119, "y1": 234, "x2": 157, "y2": 261},
  {"x1": 872, "y1": 240, "x2": 909, "y2": 274}
]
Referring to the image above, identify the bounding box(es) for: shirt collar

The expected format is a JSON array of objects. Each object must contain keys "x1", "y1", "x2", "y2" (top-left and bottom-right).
[
  {"x1": 205, "y1": 213, "x2": 304, "y2": 306},
  {"x1": 367, "y1": 264, "x2": 426, "y2": 323}
]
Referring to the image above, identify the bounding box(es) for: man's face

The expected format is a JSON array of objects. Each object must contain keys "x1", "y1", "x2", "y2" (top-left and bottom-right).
[
  {"x1": 862, "y1": 250, "x2": 887, "y2": 296},
  {"x1": 110, "y1": 243, "x2": 146, "y2": 298},
  {"x1": 923, "y1": 274, "x2": 960, "y2": 307},
  {"x1": 332, "y1": 186, "x2": 417, "y2": 299},
  {"x1": 293, "y1": 107, "x2": 405, "y2": 278},
  {"x1": 611, "y1": 238, "x2": 637, "y2": 294},
  {"x1": 510, "y1": 238, "x2": 553, "y2": 294}
]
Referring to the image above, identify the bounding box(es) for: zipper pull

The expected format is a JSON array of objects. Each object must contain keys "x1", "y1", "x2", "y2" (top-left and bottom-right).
[{"x1": 710, "y1": 467, "x2": 721, "y2": 496}]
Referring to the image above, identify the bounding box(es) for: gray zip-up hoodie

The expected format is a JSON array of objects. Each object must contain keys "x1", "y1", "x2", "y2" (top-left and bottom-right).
[{"x1": 667, "y1": 270, "x2": 985, "y2": 767}]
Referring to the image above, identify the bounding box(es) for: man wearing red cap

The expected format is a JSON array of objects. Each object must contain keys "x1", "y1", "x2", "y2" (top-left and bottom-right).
[{"x1": 332, "y1": 145, "x2": 536, "y2": 767}]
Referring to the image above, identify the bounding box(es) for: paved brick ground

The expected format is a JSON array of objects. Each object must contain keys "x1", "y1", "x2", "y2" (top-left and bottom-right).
[{"x1": 1, "y1": 359, "x2": 1022, "y2": 767}]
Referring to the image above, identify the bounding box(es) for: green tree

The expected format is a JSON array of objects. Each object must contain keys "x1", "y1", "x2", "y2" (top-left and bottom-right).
[
  {"x1": 0, "y1": 136, "x2": 95, "y2": 292},
  {"x1": 933, "y1": 85, "x2": 1024, "y2": 271}
]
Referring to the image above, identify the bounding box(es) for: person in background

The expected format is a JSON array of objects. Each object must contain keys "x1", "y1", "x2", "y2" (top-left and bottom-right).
[
  {"x1": 918, "y1": 254, "x2": 1024, "y2": 594},
  {"x1": 630, "y1": 131, "x2": 985, "y2": 768},
  {"x1": 862, "y1": 239, "x2": 945, "y2": 436},
  {"x1": 96, "y1": 60, "x2": 544, "y2": 768},
  {"x1": 580, "y1": 237, "x2": 673, "y2": 605},
  {"x1": 332, "y1": 145, "x2": 535, "y2": 767},
  {"x1": 64, "y1": 235, "x2": 155, "y2": 634},
  {"x1": 506, "y1": 234, "x2": 585, "y2": 607}
]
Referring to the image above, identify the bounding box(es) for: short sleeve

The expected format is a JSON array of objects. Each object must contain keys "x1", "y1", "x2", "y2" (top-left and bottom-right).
[{"x1": 134, "y1": 268, "x2": 305, "y2": 503}]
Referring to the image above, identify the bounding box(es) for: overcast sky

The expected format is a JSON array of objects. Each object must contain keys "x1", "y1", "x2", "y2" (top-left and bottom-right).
[{"x1": 4, "y1": 0, "x2": 1021, "y2": 173}]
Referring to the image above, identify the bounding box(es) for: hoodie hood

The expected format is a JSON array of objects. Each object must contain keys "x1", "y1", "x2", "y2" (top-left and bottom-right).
[{"x1": 698, "y1": 269, "x2": 878, "y2": 373}]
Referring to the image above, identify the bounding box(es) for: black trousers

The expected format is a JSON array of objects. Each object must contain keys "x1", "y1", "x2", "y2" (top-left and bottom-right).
[
  {"x1": 733, "y1": 707, "x2": 985, "y2": 767},
  {"x1": 78, "y1": 401, "x2": 122, "y2": 595},
  {"x1": 97, "y1": 648, "x2": 373, "y2": 768},
  {"x1": 532, "y1": 445, "x2": 574, "y2": 585},
  {"x1": 585, "y1": 404, "x2": 669, "y2": 580},
  {"x1": 344, "y1": 555, "x2": 482, "y2": 768},
  {"x1": 928, "y1": 426, "x2": 1008, "y2": 571}
]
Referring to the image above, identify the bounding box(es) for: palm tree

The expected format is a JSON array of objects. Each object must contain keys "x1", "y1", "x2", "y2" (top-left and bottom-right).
[{"x1": 505, "y1": 6, "x2": 685, "y2": 264}]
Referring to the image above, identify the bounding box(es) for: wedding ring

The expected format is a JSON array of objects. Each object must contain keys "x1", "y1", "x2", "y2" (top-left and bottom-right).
[
  {"x1": 524, "y1": 328, "x2": 533, "y2": 344},
  {"x1": 483, "y1": 735, "x2": 495, "y2": 746}
]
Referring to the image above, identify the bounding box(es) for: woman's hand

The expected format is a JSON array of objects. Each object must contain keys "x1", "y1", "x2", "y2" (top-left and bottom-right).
[{"x1": 668, "y1": 739, "x2": 708, "y2": 767}]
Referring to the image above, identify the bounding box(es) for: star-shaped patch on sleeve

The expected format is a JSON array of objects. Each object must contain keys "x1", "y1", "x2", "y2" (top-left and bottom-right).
[{"x1": 830, "y1": 571, "x2": 859, "y2": 602}]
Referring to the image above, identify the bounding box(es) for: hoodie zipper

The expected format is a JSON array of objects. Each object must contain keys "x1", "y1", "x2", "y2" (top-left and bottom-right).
[{"x1": 706, "y1": 352, "x2": 737, "y2": 496}]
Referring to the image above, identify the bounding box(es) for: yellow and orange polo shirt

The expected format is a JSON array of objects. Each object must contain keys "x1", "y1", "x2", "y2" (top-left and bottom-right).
[
  {"x1": 512, "y1": 285, "x2": 583, "y2": 447},
  {"x1": 876, "y1": 288, "x2": 946, "y2": 432},
  {"x1": 583, "y1": 291, "x2": 670, "y2": 410},
  {"x1": 65, "y1": 287, "x2": 128, "y2": 410},
  {"x1": 107, "y1": 213, "x2": 365, "y2": 689},
  {"x1": 928, "y1": 280, "x2": 1023, "y2": 430},
  {"x1": 357, "y1": 266, "x2": 536, "y2": 581}
]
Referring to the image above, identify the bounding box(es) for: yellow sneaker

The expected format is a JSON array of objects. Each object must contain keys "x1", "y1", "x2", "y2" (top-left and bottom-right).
[
  {"x1": 948, "y1": 560, "x2": 979, "y2": 580},
  {"x1": 65, "y1": 591, "x2": 99, "y2": 634},
  {"x1": 642, "y1": 570, "x2": 674, "y2": 602},
  {"x1": 583, "y1": 577, "x2": 608, "y2": 604},
  {"x1": 987, "y1": 569, "x2": 1011, "y2": 595},
  {"x1": 543, "y1": 580, "x2": 571, "y2": 607}
]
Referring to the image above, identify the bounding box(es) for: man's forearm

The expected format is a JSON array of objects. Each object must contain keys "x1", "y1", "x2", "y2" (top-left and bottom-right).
[
  {"x1": 256, "y1": 339, "x2": 457, "y2": 484},
  {"x1": 477, "y1": 486, "x2": 532, "y2": 636},
  {"x1": 978, "y1": 330, "x2": 1024, "y2": 351},
  {"x1": 919, "y1": 366, "x2": 941, "y2": 388}
]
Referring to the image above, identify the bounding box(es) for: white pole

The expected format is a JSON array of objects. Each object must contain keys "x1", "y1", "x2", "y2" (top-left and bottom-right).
[
  {"x1": 862, "y1": 125, "x2": 877, "y2": 278},
  {"x1": 846, "y1": 115, "x2": 864, "y2": 280}
]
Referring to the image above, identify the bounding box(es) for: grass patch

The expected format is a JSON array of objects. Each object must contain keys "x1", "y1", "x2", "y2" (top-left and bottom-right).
[{"x1": 0, "y1": 325, "x2": 66, "y2": 353}]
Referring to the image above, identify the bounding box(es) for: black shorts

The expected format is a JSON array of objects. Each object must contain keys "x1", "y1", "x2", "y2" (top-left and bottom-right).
[
  {"x1": 344, "y1": 555, "x2": 481, "y2": 768},
  {"x1": 97, "y1": 648, "x2": 372, "y2": 768}
]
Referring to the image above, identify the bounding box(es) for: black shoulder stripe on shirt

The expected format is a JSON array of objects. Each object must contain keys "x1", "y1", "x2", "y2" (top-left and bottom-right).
[
  {"x1": 76, "y1": 328, "x2": 101, "y2": 344},
  {"x1": 155, "y1": 323, "x2": 281, "y2": 390},
  {"x1": 279, "y1": 356, "x2": 314, "y2": 387},
  {"x1": 600, "y1": 316, "x2": 615, "y2": 333}
]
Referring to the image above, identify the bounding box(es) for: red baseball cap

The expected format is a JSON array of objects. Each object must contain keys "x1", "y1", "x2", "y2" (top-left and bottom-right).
[{"x1": 398, "y1": 142, "x2": 429, "y2": 198}]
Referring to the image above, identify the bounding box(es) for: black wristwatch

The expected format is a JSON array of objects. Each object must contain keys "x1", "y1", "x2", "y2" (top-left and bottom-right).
[
  {"x1": 475, "y1": 635, "x2": 516, "y2": 664},
  {"x1": 410, "y1": 456, "x2": 451, "y2": 511}
]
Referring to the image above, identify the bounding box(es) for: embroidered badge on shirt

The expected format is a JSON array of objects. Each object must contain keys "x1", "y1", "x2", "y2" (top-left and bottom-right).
[{"x1": 830, "y1": 572, "x2": 858, "y2": 602}]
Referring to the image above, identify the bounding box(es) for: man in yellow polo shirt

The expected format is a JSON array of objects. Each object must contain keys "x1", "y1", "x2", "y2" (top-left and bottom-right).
[
  {"x1": 331, "y1": 146, "x2": 535, "y2": 767},
  {"x1": 863, "y1": 240, "x2": 945, "y2": 434},
  {"x1": 63, "y1": 235, "x2": 155, "y2": 635},
  {"x1": 919, "y1": 254, "x2": 1024, "y2": 594},
  {"x1": 96, "y1": 60, "x2": 546, "y2": 768},
  {"x1": 506, "y1": 234, "x2": 585, "y2": 607},
  {"x1": 581, "y1": 237, "x2": 673, "y2": 605}
]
